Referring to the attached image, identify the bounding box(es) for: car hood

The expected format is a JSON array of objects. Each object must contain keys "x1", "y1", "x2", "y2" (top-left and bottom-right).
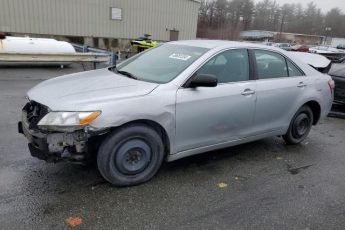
[{"x1": 27, "y1": 68, "x2": 159, "y2": 110}]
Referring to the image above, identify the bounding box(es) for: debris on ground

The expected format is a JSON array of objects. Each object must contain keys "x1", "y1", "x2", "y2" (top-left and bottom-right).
[
  {"x1": 65, "y1": 217, "x2": 83, "y2": 227},
  {"x1": 287, "y1": 164, "x2": 313, "y2": 175},
  {"x1": 218, "y1": 182, "x2": 228, "y2": 188}
]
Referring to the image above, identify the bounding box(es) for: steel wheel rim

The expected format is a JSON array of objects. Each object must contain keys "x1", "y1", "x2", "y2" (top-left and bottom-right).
[
  {"x1": 115, "y1": 139, "x2": 152, "y2": 175},
  {"x1": 292, "y1": 113, "x2": 310, "y2": 138}
]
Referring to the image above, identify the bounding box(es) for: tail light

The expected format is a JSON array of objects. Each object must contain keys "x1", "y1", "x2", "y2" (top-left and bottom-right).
[{"x1": 328, "y1": 80, "x2": 335, "y2": 92}]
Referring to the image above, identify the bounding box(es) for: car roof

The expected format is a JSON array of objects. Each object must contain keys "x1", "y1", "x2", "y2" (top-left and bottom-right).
[{"x1": 168, "y1": 40, "x2": 284, "y2": 51}]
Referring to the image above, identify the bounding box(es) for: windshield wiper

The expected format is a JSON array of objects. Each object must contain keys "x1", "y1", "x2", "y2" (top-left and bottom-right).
[
  {"x1": 109, "y1": 66, "x2": 138, "y2": 80},
  {"x1": 117, "y1": 70, "x2": 138, "y2": 80}
]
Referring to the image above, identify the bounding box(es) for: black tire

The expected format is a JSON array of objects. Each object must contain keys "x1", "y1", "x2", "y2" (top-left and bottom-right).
[
  {"x1": 97, "y1": 124, "x2": 164, "y2": 186},
  {"x1": 283, "y1": 105, "x2": 314, "y2": 145}
]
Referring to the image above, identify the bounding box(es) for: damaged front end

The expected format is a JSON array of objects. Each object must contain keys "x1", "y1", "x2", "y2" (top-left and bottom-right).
[{"x1": 18, "y1": 101, "x2": 106, "y2": 163}]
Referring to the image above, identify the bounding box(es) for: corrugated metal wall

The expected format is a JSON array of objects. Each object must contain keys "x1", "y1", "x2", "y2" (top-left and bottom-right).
[{"x1": 0, "y1": 0, "x2": 200, "y2": 41}]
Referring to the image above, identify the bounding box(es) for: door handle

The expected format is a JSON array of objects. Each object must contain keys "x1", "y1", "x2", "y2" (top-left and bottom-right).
[
  {"x1": 297, "y1": 82, "x2": 307, "y2": 88},
  {"x1": 241, "y1": 89, "x2": 255, "y2": 96}
]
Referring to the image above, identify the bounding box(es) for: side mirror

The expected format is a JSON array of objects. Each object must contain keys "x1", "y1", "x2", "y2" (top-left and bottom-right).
[{"x1": 188, "y1": 74, "x2": 218, "y2": 88}]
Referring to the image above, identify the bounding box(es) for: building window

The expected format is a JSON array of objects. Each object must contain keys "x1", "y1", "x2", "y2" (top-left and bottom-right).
[{"x1": 110, "y1": 7, "x2": 122, "y2": 20}]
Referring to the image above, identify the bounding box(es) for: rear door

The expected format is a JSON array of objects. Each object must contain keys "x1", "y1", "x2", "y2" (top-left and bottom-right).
[
  {"x1": 175, "y1": 49, "x2": 256, "y2": 152},
  {"x1": 251, "y1": 49, "x2": 306, "y2": 134}
]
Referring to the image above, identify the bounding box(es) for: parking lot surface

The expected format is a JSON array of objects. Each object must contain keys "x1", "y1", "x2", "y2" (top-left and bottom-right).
[{"x1": 1, "y1": 65, "x2": 345, "y2": 230}]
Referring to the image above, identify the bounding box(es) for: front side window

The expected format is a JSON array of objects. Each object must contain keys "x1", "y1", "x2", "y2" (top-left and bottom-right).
[
  {"x1": 196, "y1": 49, "x2": 250, "y2": 83},
  {"x1": 116, "y1": 44, "x2": 209, "y2": 83},
  {"x1": 254, "y1": 50, "x2": 288, "y2": 79}
]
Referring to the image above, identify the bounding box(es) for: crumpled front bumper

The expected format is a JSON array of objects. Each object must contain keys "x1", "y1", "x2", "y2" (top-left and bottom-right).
[
  {"x1": 18, "y1": 101, "x2": 108, "y2": 163},
  {"x1": 19, "y1": 120, "x2": 58, "y2": 161},
  {"x1": 18, "y1": 121, "x2": 51, "y2": 161},
  {"x1": 18, "y1": 115, "x2": 89, "y2": 163}
]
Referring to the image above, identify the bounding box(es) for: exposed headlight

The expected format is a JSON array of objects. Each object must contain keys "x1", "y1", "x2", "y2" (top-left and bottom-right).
[{"x1": 38, "y1": 111, "x2": 101, "y2": 128}]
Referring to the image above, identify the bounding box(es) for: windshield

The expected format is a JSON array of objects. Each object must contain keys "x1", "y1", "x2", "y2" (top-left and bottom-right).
[{"x1": 116, "y1": 44, "x2": 209, "y2": 83}]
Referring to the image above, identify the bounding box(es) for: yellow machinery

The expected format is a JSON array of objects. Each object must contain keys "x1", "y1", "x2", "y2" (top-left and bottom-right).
[{"x1": 130, "y1": 34, "x2": 157, "y2": 53}]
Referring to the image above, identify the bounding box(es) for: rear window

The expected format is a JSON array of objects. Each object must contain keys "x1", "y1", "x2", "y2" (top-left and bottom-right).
[
  {"x1": 254, "y1": 50, "x2": 288, "y2": 79},
  {"x1": 254, "y1": 50, "x2": 305, "y2": 79},
  {"x1": 287, "y1": 60, "x2": 304, "y2": 77}
]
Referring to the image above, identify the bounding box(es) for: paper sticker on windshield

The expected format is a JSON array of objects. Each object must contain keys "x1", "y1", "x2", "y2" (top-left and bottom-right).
[{"x1": 169, "y1": 53, "x2": 192, "y2": 61}]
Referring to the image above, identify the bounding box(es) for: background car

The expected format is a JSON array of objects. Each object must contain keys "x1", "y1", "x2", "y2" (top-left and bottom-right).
[
  {"x1": 336, "y1": 44, "x2": 345, "y2": 50},
  {"x1": 328, "y1": 63, "x2": 345, "y2": 104},
  {"x1": 291, "y1": 52, "x2": 332, "y2": 73},
  {"x1": 274, "y1": 43, "x2": 293, "y2": 51},
  {"x1": 309, "y1": 46, "x2": 345, "y2": 63},
  {"x1": 291, "y1": 44, "x2": 310, "y2": 52},
  {"x1": 262, "y1": 41, "x2": 274, "y2": 46}
]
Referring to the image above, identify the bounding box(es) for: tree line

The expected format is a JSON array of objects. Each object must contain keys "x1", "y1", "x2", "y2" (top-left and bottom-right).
[{"x1": 197, "y1": 0, "x2": 345, "y2": 40}]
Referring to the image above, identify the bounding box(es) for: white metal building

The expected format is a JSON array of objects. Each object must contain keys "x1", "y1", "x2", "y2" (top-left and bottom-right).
[{"x1": 0, "y1": 0, "x2": 201, "y2": 48}]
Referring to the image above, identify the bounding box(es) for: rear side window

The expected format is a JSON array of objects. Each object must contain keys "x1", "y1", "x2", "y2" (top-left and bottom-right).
[
  {"x1": 287, "y1": 60, "x2": 304, "y2": 76},
  {"x1": 254, "y1": 50, "x2": 288, "y2": 79}
]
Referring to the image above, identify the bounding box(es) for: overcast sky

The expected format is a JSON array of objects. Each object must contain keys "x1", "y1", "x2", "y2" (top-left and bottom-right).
[{"x1": 254, "y1": 0, "x2": 345, "y2": 13}]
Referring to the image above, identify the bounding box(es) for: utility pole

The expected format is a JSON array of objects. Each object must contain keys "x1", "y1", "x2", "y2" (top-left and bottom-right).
[
  {"x1": 324, "y1": 27, "x2": 332, "y2": 46},
  {"x1": 279, "y1": 13, "x2": 285, "y2": 42}
]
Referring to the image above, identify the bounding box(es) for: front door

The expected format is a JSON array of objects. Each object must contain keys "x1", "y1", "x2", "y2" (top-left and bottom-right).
[{"x1": 175, "y1": 49, "x2": 256, "y2": 152}]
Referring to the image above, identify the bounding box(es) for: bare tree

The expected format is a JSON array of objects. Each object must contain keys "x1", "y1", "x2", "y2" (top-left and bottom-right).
[
  {"x1": 197, "y1": 0, "x2": 345, "y2": 40},
  {"x1": 325, "y1": 8, "x2": 344, "y2": 37}
]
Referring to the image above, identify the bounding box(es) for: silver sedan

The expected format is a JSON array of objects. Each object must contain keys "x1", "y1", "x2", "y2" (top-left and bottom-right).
[{"x1": 19, "y1": 40, "x2": 334, "y2": 186}]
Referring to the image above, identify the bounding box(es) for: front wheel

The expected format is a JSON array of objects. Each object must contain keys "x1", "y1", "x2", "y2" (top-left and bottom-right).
[
  {"x1": 283, "y1": 105, "x2": 314, "y2": 145},
  {"x1": 97, "y1": 124, "x2": 165, "y2": 186}
]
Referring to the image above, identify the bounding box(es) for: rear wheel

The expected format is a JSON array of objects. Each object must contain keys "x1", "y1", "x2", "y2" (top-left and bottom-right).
[
  {"x1": 97, "y1": 124, "x2": 164, "y2": 186},
  {"x1": 283, "y1": 106, "x2": 313, "y2": 145}
]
